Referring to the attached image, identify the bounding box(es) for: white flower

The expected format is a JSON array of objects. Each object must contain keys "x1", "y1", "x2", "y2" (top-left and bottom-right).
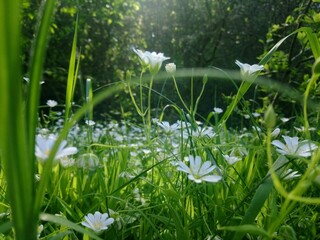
[
  {"x1": 243, "y1": 114, "x2": 250, "y2": 119},
  {"x1": 37, "y1": 224, "x2": 43, "y2": 239},
  {"x1": 223, "y1": 154, "x2": 241, "y2": 165},
  {"x1": 81, "y1": 211, "x2": 114, "y2": 233},
  {"x1": 60, "y1": 156, "x2": 75, "y2": 168},
  {"x1": 294, "y1": 126, "x2": 316, "y2": 132},
  {"x1": 165, "y1": 63, "x2": 176, "y2": 73},
  {"x1": 177, "y1": 155, "x2": 222, "y2": 183},
  {"x1": 35, "y1": 134, "x2": 78, "y2": 163},
  {"x1": 252, "y1": 112, "x2": 260, "y2": 117},
  {"x1": 46, "y1": 100, "x2": 58, "y2": 107},
  {"x1": 271, "y1": 135, "x2": 318, "y2": 157},
  {"x1": 157, "y1": 121, "x2": 180, "y2": 134},
  {"x1": 76, "y1": 153, "x2": 100, "y2": 170},
  {"x1": 24, "y1": 76, "x2": 44, "y2": 84},
  {"x1": 282, "y1": 169, "x2": 301, "y2": 180},
  {"x1": 85, "y1": 119, "x2": 95, "y2": 126},
  {"x1": 271, "y1": 128, "x2": 281, "y2": 138},
  {"x1": 132, "y1": 47, "x2": 170, "y2": 74},
  {"x1": 235, "y1": 60, "x2": 264, "y2": 79},
  {"x1": 192, "y1": 126, "x2": 216, "y2": 138},
  {"x1": 280, "y1": 117, "x2": 290, "y2": 123},
  {"x1": 213, "y1": 107, "x2": 223, "y2": 114}
]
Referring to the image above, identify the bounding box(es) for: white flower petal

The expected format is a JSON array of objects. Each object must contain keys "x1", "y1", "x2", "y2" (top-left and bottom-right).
[
  {"x1": 191, "y1": 156, "x2": 202, "y2": 173},
  {"x1": 105, "y1": 218, "x2": 115, "y2": 226},
  {"x1": 177, "y1": 161, "x2": 191, "y2": 174},
  {"x1": 199, "y1": 161, "x2": 216, "y2": 175},
  {"x1": 271, "y1": 140, "x2": 287, "y2": 151},
  {"x1": 283, "y1": 136, "x2": 298, "y2": 153},
  {"x1": 201, "y1": 175, "x2": 222, "y2": 182},
  {"x1": 35, "y1": 134, "x2": 78, "y2": 162},
  {"x1": 56, "y1": 147, "x2": 78, "y2": 159}
]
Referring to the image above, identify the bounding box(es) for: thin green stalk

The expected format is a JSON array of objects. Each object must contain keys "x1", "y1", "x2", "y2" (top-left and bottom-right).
[
  {"x1": 193, "y1": 75, "x2": 208, "y2": 118},
  {"x1": 146, "y1": 75, "x2": 154, "y2": 142},
  {"x1": 190, "y1": 71, "x2": 194, "y2": 116},
  {"x1": 303, "y1": 73, "x2": 318, "y2": 139},
  {"x1": 86, "y1": 78, "x2": 93, "y2": 143},
  {"x1": 126, "y1": 71, "x2": 145, "y2": 117},
  {"x1": 140, "y1": 70, "x2": 145, "y2": 115},
  {"x1": 172, "y1": 75, "x2": 190, "y2": 111}
]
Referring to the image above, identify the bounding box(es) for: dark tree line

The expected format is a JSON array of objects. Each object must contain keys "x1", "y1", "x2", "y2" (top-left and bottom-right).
[{"x1": 21, "y1": 0, "x2": 319, "y2": 121}]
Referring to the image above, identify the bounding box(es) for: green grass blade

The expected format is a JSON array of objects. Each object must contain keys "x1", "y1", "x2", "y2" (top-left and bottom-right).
[
  {"x1": 259, "y1": 31, "x2": 296, "y2": 65},
  {"x1": 0, "y1": 0, "x2": 44, "y2": 238},
  {"x1": 220, "y1": 224, "x2": 272, "y2": 239},
  {"x1": 26, "y1": 0, "x2": 57, "y2": 235},
  {"x1": 27, "y1": 0, "x2": 56, "y2": 152},
  {"x1": 231, "y1": 155, "x2": 288, "y2": 240},
  {"x1": 299, "y1": 27, "x2": 320, "y2": 59},
  {"x1": 65, "y1": 17, "x2": 79, "y2": 121}
]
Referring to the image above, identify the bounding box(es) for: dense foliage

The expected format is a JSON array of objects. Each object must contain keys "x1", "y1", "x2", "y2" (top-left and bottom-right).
[{"x1": 21, "y1": 0, "x2": 317, "y2": 122}]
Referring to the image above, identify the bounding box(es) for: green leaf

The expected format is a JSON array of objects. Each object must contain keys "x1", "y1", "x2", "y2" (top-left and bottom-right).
[
  {"x1": 220, "y1": 224, "x2": 272, "y2": 239},
  {"x1": 65, "y1": 16, "x2": 79, "y2": 121},
  {"x1": 299, "y1": 27, "x2": 320, "y2": 60},
  {"x1": 232, "y1": 155, "x2": 289, "y2": 240},
  {"x1": 0, "y1": 0, "x2": 56, "y2": 238},
  {"x1": 0, "y1": 221, "x2": 12, "y2": 234},
  {"x1": 278, "y1": 225, "x2": 297, "y2": 240}
]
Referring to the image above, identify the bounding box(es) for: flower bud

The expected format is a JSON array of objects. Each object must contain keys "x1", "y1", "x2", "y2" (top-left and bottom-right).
[
  {"x1": 264, "y1": 104, "x2": 276, "y2": 129},
  {"x1": 165, "y1": 63, "x2": 176, "y2": 74}
]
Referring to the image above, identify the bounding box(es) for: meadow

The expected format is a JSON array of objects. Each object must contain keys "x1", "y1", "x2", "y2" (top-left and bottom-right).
[{"x1": 1, "y1": 0, "x2": 320, "y2": 239}]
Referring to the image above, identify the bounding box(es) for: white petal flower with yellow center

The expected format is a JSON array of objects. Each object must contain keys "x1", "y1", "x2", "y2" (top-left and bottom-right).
[
  {"x1": 35, "y1": 134, "x2": 78, "y2": 163},
  {"x1": 81, "y1": 211, "x2": 114, "y2": 233},
  {"x1": 271, "y1": 135, "x2": 317, "y2": 157},
  {"x1": 177, "y1": 155, "x2": 222, "y2": 183},
  {"x1": 235, "y1": 60, "x2": 264, "y2": 79},
  {"x1": 132, "y1": 47, "x2": 170, "y2": 75}
]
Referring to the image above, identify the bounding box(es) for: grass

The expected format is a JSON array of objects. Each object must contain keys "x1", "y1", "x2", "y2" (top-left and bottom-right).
[{"x1": 0, "y1": 1, "x2": 320, "y2": 240}]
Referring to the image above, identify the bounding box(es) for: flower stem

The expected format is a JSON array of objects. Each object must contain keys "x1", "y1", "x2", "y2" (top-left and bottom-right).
[
  {"x1": 172, "y1": 75, "x2": 190, "y2": 112},
  {"x1": 146, "y1": 75, "x2": 154, "y2": 143},
  {"x1": 303, "y1": 73, "x2": 317, "y2": 139}
]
